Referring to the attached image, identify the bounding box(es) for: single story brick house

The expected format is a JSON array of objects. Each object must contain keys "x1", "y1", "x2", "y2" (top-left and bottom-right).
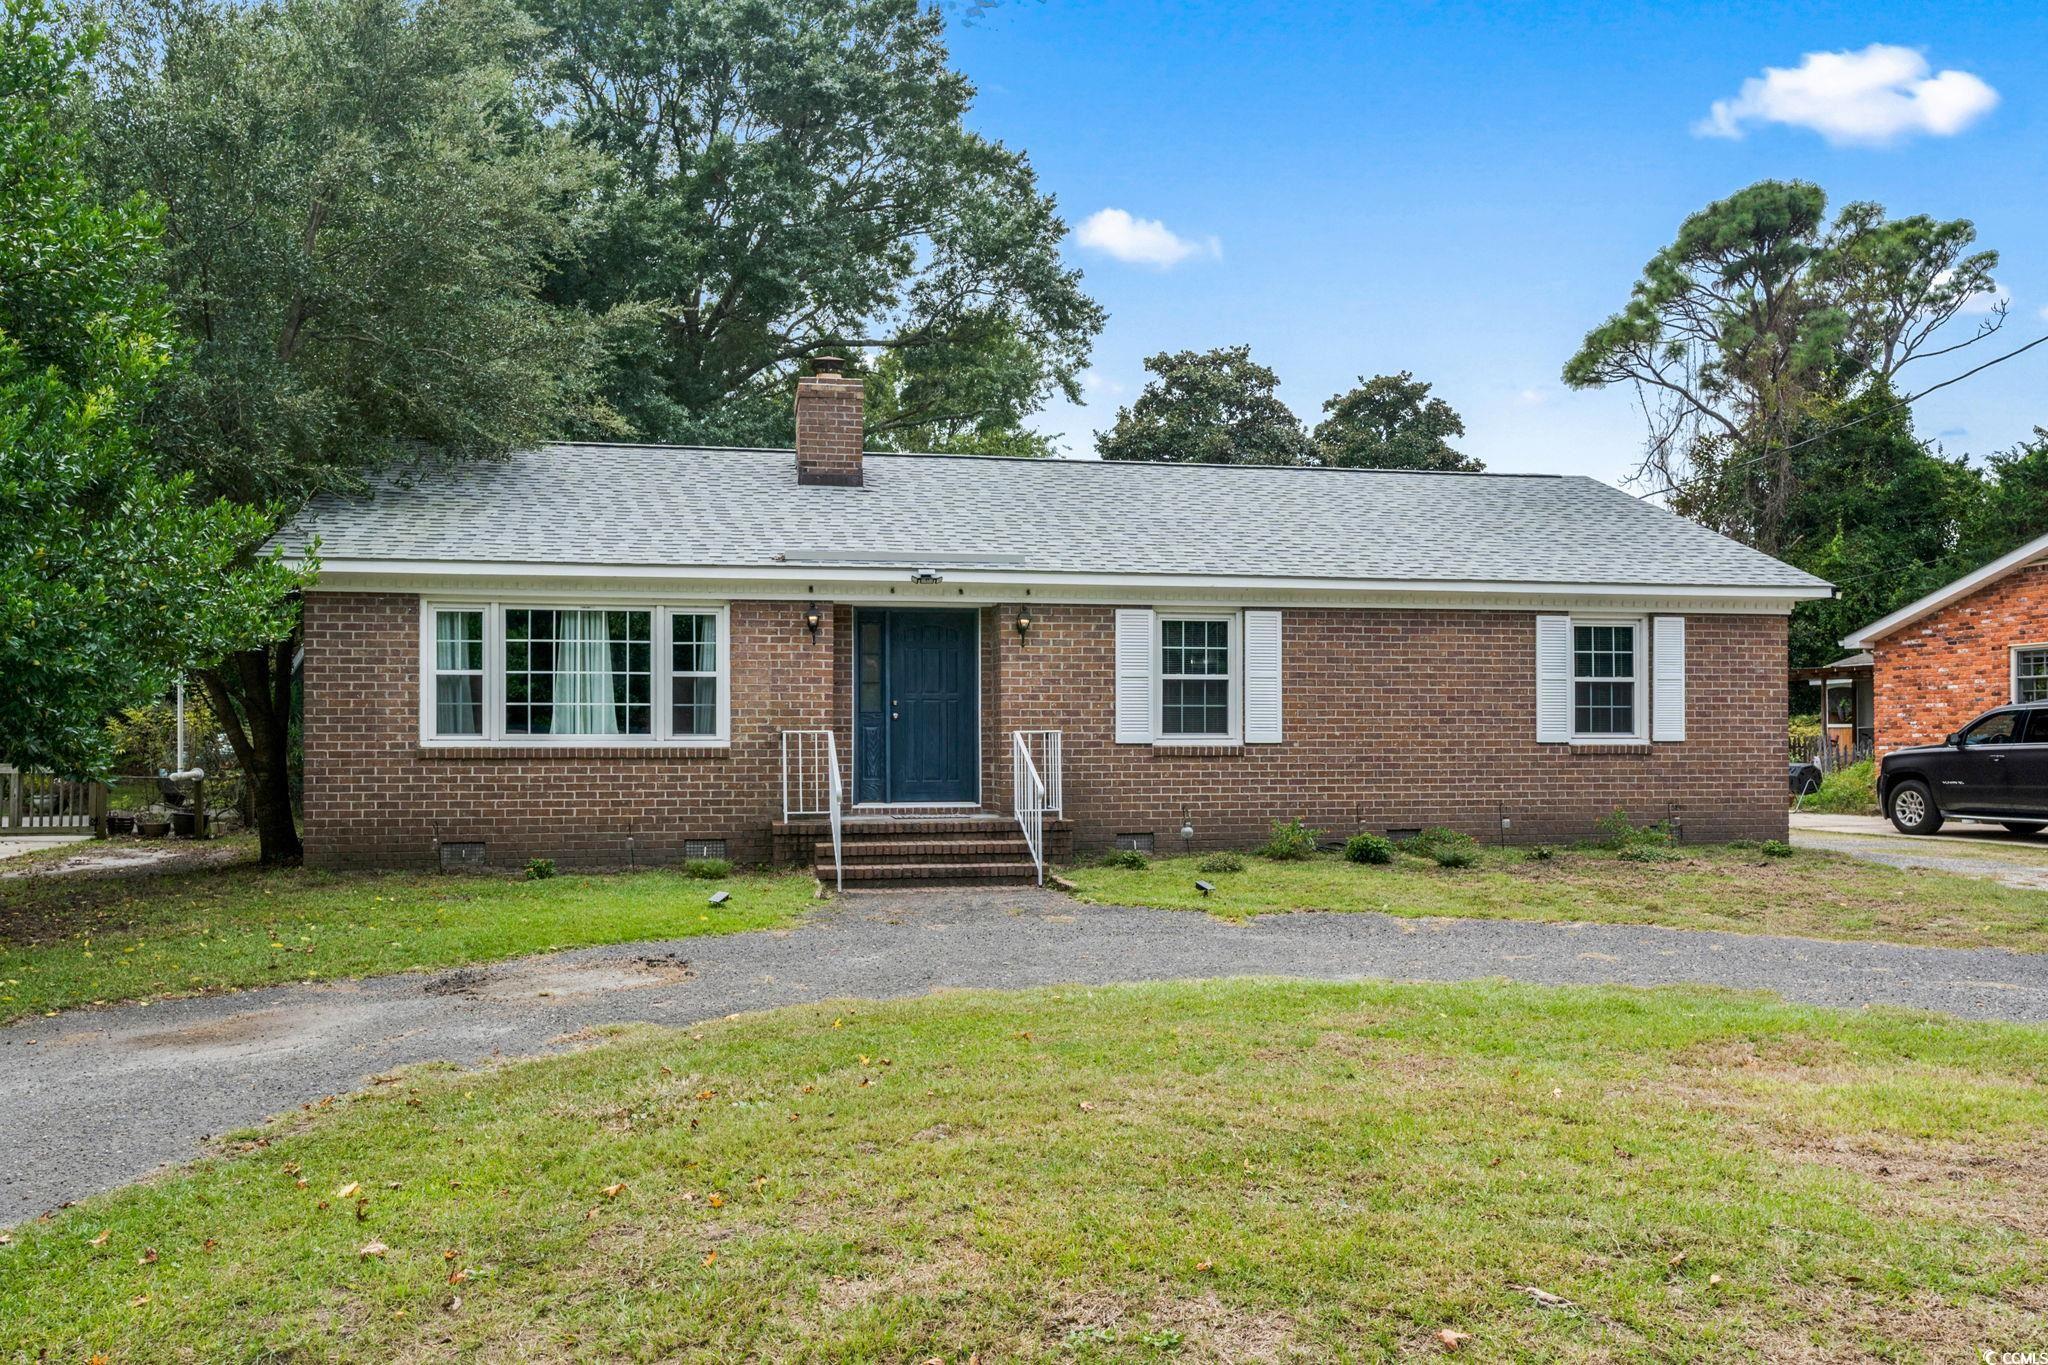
[
  {"x1": 1842, "y1": 529, "x2": 2048, "y2": 755},
  {"x1": 277, "y1": 361, "x2": 1828, "y2": 880}
]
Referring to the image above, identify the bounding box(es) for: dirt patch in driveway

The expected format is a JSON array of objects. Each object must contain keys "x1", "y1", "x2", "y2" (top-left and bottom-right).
[{"x1": 420, "y1": 953, "x2": 695, "y2": 1003}]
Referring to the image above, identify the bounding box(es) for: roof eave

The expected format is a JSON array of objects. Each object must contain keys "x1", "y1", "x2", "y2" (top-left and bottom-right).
[{"x1": 1840, "y1": 530, "x2": 2048, "y2": 649}]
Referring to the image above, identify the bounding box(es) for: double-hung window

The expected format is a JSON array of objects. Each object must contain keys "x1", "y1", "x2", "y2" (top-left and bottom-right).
[
  {"x1": 1157, "y1": 615, "x2": 1236, "y2": 740},
  {"x1": 430, "y1": 608, "x2": 485, "y2": 737},
  {"x1": 423, "y1": 603, "x2": 728, "y2": 745},
  {"x1": 2015, "y1": 647, "x2": 2048, "y2": 704},
  {"x1": 1571, "y1": 620, "x2": 1640, "y2": 739}
]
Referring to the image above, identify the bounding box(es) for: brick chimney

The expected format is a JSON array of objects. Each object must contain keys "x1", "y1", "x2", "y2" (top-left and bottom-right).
[{"x1": 795, "y1": 355, "x2": 864, "y2": 486}]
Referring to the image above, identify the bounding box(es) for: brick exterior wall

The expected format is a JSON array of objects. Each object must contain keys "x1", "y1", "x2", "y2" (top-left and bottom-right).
[
  {"x1": 1870, "y1": 562, "x2": 2048, "y2": 754},
  {"x1": 303, "y1": 593, "x2": 1789, "y2": 868},
  {"x1": 979, "y1": 605, "x2": 1786, "y2": 851},
  {"x1": 302, "y1": 593, "x2": 838, "y2": 869},
  {"x1": 793, "y1": 372, "x2": 865, "y2": 486}
]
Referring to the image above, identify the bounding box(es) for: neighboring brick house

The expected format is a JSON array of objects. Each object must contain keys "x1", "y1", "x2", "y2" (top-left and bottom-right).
[
  {"x1": 1842, "y1": 532, "x2": 2048, "y2": 754},
  {"x1": 277, "y1": 360, "x2": 1828, "y2": 880}
]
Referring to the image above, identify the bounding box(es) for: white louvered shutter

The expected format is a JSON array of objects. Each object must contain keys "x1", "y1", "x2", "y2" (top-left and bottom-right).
[
  {"x1": 1652, "y1": 615, "x2": 1686, "y2": 742},
  {"x1": 1535, "y1": 614, "x2": 1572, "y2": 743},
  {"x1": 1243, "y1": 610, "x2": 1283, "y2": 744},
  {"x1": 1114, "y1": 609, "x2": 1155, "y2": 744}
]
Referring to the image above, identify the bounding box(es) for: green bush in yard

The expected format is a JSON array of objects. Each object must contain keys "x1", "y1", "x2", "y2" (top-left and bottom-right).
[
  {"x1": 1761, "y1": 839, "x2": 1795, "y2": 858},
  {"x1": 683, "y1": 858, "x2": 732, "y2": 880},
  {"x1": 1257, "y1": 818, "x2": 1323, "y2": 861},
  {"x1": 1097, "y1": 849, "x2": 1149, "y2": 870},
  {"x1": 523, "y1": 857, "x2": 556, "y2": 881},
  {"x1": 1592, "y1": 807, "x2": 1672, "y2": 852},
  {"x1": 1524, "y1": 844, "x2": 1556, "y2": 861},
  {"x1": 1196, "y1": 852, "x2": 1245, "y2": 873},
  {"x1": 1403, "y1": 827, "x2": 1479, "y2": 868},
  {"x1": 1343, "y1": 833, "x2": 1394, "y2": 865},
  {"x1": 1797, "y1": 759, "x2": 1878, "y2": 816}
]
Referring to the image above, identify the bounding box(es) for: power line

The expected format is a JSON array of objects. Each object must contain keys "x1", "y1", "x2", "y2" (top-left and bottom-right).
[{"x1": 1630, "y1": 332, "x2": 2048, "y2": 504}]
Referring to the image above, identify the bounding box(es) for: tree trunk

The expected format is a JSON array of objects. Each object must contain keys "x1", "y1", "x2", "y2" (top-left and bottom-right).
[{"x1": 200, "y1": 628, "x2": 302, "y2": 866}]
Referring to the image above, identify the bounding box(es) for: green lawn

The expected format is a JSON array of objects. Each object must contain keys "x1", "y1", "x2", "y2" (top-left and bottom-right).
[
  {"x1": 3, "y1": 979, "x2": 2043, "y2": 1360},
  {"x1": 1065, "y1": 844, "x2": 2048, "y2": 952},
  {"x1": 0, "y1": 845, "x2": 818, "y2": 1022}
]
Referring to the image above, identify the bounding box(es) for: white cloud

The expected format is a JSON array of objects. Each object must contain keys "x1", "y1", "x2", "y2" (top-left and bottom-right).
[
  {"x1": 1695, "y1": 45, "x2": 1998, "y2": 146},
  {"x1": 1935, "y1": 267, "x2": 2010, "y2": 315},
  {"x1": 1079, "y1": 367, "x2": 1128, "y2": 400},
  {"x1": 1073, "y1": 208, "x2": 1220, "y2": 268},
  {"x1": 1514, "y1": 386, "x2": 1548, "y2": 407}
]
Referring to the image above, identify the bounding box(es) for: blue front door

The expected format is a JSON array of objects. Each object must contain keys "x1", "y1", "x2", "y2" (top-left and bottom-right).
[{"x1": 855, "y1": 609, "x2": 979, "y2": 804}]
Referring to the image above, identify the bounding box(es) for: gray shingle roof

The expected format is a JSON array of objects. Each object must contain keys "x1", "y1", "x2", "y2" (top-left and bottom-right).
[{"x1": 275, "y1": 444, "x2": 1826, "y2": 591}]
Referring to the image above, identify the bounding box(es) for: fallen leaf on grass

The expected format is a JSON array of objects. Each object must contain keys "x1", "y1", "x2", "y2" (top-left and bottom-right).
[
  {"x1": 137, "y1": 1248, "x2": 157, "y2": 1264},
  {"x1": 90, "y1": 1230, "x2": 110, "y2": 1247},
  {"x1": 358, "y1": 1240, "x2": 389, "y2": 1259},
  {"x1": 130, "y1": 1294, "x2": 149, "y2": 1308},
  {"x1": 1511, "y1": 1284, "x2": 1574, "y2": 1310},
  {"x1": 600, "y1": 1182, "x2": 627, "y2": 1199},
  {"x1": 334, "y1": 1181, "x2": 360, "y2": 1200},
  {"x1": 1194, "y1": 1260, "x2": 1213, "y2": 1272},
  {"x1": 707, "y1": 1193, "x2": 725, "y2": 1208},
  {"x1": 1709, "y1": 1273, "x2": 1723, "y2": 1287},
  {"x1": 701, "y1": 1251, "x2": 717, "y2": 1267},
  {"x1": 447, "y1": 1268, "x2": 470, "y2": 1285},
  {"x1": 1437, "y1": 1328, "x2": 1471, "y2": 1351}
]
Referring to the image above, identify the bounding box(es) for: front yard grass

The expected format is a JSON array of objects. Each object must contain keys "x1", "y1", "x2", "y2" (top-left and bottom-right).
[
  {"x1": 0, "y1": 846, "x2": 817, "y2": 1022},
  {"x1": 1065, "y1": 843, "x2": 2048, "y2": 952},
  {"x1": 3, "y1": 978, "x2": 2043, "y2": 1359}
]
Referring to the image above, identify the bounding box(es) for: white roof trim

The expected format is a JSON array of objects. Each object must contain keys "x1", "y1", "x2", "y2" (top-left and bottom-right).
[
  {"x1": 1841, "y1": 530, "x2": 2048, "y2": 648},
  {"x1": 292, "y1": 556, "x2": 1831, "y2": 605}
]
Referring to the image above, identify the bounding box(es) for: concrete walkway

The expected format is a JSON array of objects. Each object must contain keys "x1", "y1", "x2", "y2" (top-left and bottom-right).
[
  {"x1": 0, "y1": 833, "x2": 89, "y2": 862},
  {"x1": 1790, "y1": 811, "x2": 2048, "y2": 890},
  {"x1": 5, "y1": 889, "x2": 2047, "y2": 1223}
]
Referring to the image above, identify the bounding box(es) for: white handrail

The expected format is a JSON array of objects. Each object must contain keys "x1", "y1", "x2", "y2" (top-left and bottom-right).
[
  {"x1": 1018, "y1": 729, "x2": 1062, "y2": 814},
  {"x1": 780, "y1": 730, "x2": 844, "y2": 891},
  {"x1": 1012, "y1": 731, "x2": 1046, "y2": 886}
]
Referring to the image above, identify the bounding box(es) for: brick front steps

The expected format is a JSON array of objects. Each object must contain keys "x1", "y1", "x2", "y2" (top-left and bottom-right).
[{"x1": 772, "y1": 813, "x2": 1072, "y2": 887}]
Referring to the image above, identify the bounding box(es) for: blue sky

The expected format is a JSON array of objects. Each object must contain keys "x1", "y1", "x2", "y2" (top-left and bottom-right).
[{"x1": 945, "y1": 1, "x2": 2048, "y2": 484}]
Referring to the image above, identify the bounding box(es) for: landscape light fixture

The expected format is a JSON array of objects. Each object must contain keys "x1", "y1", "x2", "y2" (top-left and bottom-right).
[
  {"x1": 1194, "y1": 880, "x2": 1214, "y2": 896},
  {"x1": 708, "y1": 891, "x2": 730, "y2": 906}
]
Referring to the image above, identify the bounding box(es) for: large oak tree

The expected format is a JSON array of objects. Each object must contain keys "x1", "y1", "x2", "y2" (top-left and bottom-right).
[
  {"x1": 0, "y1": 0, "x2": 292, "y2": 776},
  {"x1": 91, "y1": 0, "x2": 603, "y2": 860},
  {"x1": 530, "y1": 0, "x2": 1102, "y2": 449}
]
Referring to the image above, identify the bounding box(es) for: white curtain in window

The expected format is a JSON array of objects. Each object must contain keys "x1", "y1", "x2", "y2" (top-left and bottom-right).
[
  {"x1": 434, "y1": 611, "x2": 481, "y2": 735},
  {"x1": 552, "y1": 610, "x2": 619, "y2": 735}
]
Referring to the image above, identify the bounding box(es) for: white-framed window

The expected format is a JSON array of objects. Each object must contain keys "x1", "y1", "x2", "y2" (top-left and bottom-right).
[
  {"x1": 429, "y1": 608, "x2": 485, "y2": 737},
  {"x1": 1156, "y1": 613, "x2": 1238, "y2": 741},
  {"x1": 1571, "y1": 618, "x2": 1644, "y2": 740},
  {"x1": 420, "y1": 602, "x2": 729, "y2": 746},
  {"x1": 2014, "y1": 645, "x2": 2048, "y2": 704}
]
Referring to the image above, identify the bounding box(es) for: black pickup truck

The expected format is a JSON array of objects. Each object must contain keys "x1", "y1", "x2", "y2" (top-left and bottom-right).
[{"x1": 1878, "y1": 704, "x2": 2048, "y2": 836}]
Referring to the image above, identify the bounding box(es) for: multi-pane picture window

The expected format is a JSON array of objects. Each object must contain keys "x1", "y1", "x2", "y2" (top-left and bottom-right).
[
  {"x1": 432, "y1": 609, "x2": 484, "y2": 736},
  {"x1": 671, "y1": 612, "x2": 720, "y2": 737},
  {"x1": 1159, "y1": 617, "x2": 1232, "y2": 737},
  {"x1": 504, "y1": 609, "x2": 652, "y2": 737},
  {"x1": 1572, "y1": 622, "x2": 1637, "y2": 737},
  {"x1": 2017, "y1": 648, "x2": 2048, "y2": 704}
]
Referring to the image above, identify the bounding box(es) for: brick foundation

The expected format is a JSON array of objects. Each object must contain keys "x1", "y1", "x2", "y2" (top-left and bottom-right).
[
  {"x1": 1870, "y1": 562, "x2": 2048, "y2": 754},
  {"x1": 302, "y1": 593, "x2": 1790, "y2": 869}
]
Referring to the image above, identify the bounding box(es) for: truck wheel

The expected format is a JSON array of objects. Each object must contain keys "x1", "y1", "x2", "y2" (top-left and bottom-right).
[{"x1": 1887, "y1": 781, "x2": 1942, "y2": 835}]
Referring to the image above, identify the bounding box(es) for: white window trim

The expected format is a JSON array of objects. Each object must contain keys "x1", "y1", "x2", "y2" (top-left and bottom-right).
[
  {"x1": 1568, "y1": 614, "x2": 1648, "y2": 744},
  {"x1": 1153, "y1": 610, "x2": 1242, "y2": 746},
  {"x1": 418, "y1": 601, "x2": 731, "y2": 748},
  {"x1": 2012, "y1": 642, "x2": 2048, "y2": 705}
]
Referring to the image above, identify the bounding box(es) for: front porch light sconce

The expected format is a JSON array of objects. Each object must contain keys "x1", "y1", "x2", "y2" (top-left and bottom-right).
[
  {"x1": 1014, "y1": 606, "x2": 1033, "y2": 639},
  {"x1": 803, "y1": 603, "x2": 822, "y2": 640}
]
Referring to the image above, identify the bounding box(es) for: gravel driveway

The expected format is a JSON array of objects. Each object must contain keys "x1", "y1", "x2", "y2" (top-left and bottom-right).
[{"x1": 6, "y1": 888, "x2": 2047, "y2": 1222}]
